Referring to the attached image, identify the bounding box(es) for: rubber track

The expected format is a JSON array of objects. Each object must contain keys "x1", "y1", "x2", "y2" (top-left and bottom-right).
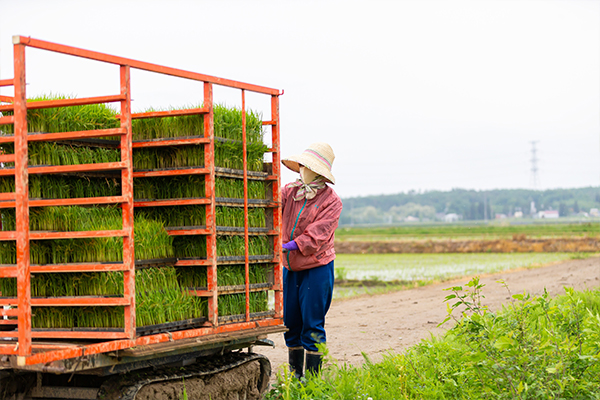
[{"x1": 97, "y1": 351, "x2": 271, "y2": 400}]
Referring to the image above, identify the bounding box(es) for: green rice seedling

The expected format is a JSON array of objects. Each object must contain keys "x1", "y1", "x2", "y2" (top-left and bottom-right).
[
  {"x1": 173, "y1": 236, "x2": 207, "y2": 258},
  {"x1": 135, "y1": 206, "x2": 206, "y2": 228},
  {"x1": 31, "y1": 307, "x2": 75, "y2": 329},
  {"x1": 216, "y1": 236, "x2": 245, "y2": 257},
  {"x1": 249, "y1": 236, "x2": 270, "y2": 256},
  {"x1": 176, "y1": 266, "x2": 207, "y2": 289},
  {"x1": 213, "y1": 104, "x2": 264, "y2": 143},
  {"x1": 249, "y1": 291, "x2": 268, "y2": 313},
  {"x1": 0, "y1": 175, "x2": 121, "y2": 200},
  {"x1": 133, "y1": 145, "x2": 205, "y2": 170},
  {"x1": 0, "y1": 209, "x2": 173, "y2": 263},
  {"x1": 248, "y1": 208, "x2": 267, "y2": 228},
  {"x1": 1, "y1": 94, "x2": 120, "y2": 136},
  {"x1": 30, "y1": 272, "x2": 122, "y2": 297},
  {"x1": 214, "y1": 178, "x2": 266, "y2": 200},
  {"x1": 135, "y1": 266, "x2": 207, "y2": 326},
  {"x1": 213, "y1": 141, "x2": 268, "y2": 172},
  {"x1": 215, "y1": 207, "x2": 265, "y2": 228},
  {"x1": 76, "y1": 307, "x2": 125, "y2": 328},
  {"x1": 215, "y1": 207, "x2": 243, "y2": 228},
  {"x1": 0, "y1": 277, "x2": 16, "y2": 297},
  {"x1": 216, "y1": 235, "x2": 270, "y2": 257},
  {"x1": 132, "y1": 112, "x2": 204, "y2": 140},
  {"x1": 217, "y1": 265, "x2": 246, "y2": 286},
  {"x1": 134, "y1": 217, "x2": 175, "y2": 260},
  {"x1": 249, "y1": 265, "x2": 268, "y2": 284},
  {"x1": 0, "y1": 142, "x2": 120, "y2": 167},
  {"x1": 217, "y1": 293, "x2": 245, "y2": 316},
  {"x1": 218, "y1": 291, "x2": 269, "y2": 316},
  {"x1": 134, "y1": 176, "x2": 205, "y2": 200}
]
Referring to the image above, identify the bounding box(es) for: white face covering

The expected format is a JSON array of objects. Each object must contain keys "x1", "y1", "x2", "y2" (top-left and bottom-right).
[{"x1": 300, "y1": 166, "x2": 318, "y2": 184}]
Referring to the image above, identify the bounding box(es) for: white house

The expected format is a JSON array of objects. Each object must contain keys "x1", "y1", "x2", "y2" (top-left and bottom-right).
[
  {"x1": 444, "y1": 213, "x2": 459, "y2": 222},
  {"x1": 538, "y1": 210, "x2": 559, "y2": 219}
]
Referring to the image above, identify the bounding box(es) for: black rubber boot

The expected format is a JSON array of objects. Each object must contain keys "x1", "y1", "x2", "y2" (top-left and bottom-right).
[
  {"x1": 288, "y1": 347, "x2": 304, "y2": 379},
  {"x1": 305, "y1": 352, "x2": 323, "y2": 377}
]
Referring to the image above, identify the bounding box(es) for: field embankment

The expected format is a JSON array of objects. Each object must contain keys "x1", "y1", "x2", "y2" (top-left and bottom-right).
[{"x1": 335, "y1": 237, "x2": 600, "y2": 253}]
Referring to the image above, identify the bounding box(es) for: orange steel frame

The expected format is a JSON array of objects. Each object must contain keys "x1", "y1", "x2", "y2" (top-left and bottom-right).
[{"x1": 0, "y1": 36, "x2": 284, "y2": 367}]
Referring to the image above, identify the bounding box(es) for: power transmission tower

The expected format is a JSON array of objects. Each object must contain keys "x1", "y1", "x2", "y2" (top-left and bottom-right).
[{"x1": 530, "y1": 141, "x2": 540, "y2": 189}]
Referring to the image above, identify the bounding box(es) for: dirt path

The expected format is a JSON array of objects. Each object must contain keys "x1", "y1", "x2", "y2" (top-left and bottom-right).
[{"x1": 259, "y1": 257, "x2": 600, "y2": 379}]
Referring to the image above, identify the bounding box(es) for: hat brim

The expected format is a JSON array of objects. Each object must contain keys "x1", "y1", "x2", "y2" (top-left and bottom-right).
[{"x1": 282, "y1": 154, "x2": 335, "y2": 184}]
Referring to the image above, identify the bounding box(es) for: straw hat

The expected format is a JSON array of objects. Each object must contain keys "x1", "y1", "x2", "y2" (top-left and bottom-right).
[{"x1": 282, "y1": 142, "x2": 336, "y2": 184}]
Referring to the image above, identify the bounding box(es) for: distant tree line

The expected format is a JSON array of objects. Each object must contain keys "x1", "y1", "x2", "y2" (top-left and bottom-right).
[{"x1": 340, "y1": 187, "x2": 600, "y2": 225}]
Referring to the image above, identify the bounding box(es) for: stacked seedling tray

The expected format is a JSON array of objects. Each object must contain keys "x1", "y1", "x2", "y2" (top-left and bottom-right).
[
  {"x1": 0, "y1": 97, "x2": 280, "y2": 338},
  {"x1": 132, "y1": 103, "x2": 278, "y2": 327}
]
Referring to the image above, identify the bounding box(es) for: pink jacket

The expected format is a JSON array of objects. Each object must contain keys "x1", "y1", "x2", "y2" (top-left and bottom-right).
[{"x1": 282, "y1": 183, "x2": 343, "y2": 271}]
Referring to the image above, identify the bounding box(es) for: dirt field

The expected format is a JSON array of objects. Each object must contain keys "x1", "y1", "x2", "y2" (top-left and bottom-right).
[
  {"x1": 335, "y1": 237, "x2": 600, "y2": 253},
  {"x1": 259, "y1": 256, "x2": 600, "y2": 380}
]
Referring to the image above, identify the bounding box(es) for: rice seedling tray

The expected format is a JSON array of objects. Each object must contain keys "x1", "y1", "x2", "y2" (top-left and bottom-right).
[
  {"x1": 216, "y1": 227, "x2": 270, "y2": 234},
  {"x1": 186, "y1": 283, "x2": 272, "y2": 294},
  {"x1": 133, "y1": 134, "x2": 204, "y2": 144},
  {"x1": 2, "y1": 166, "x2": 121, "y2": 179},
  {"x1": 30, "y1": 136, "x2": 120, "y2": 150},
  {"x1": 214, "y1": 167, "x2": 268, "y2": 179},
  {"x1": 31, "y1": 327, "x2": 124, "y2": 333},
  {"x1": 165, "y1": 225, "x2": 270, "y2": 234},
  {"x1": 134, "y1": 257, "x2": 178, "y2": 268},
  {"x1": 217, "y1": 255, "x2": 274, "y2": 263},
  {"x1": 215, "y1": 198, "x2": 272, "y2": 206},
  {"x1": 218, "y1": 311, "x2": 275, "y2": 324},
  {"x1": 135, "y1": 317, "x2": 208, "y2": 337}
]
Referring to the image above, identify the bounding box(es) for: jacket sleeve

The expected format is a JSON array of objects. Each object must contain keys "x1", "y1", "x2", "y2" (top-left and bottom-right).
[{"x1": 294, "y1": 195, "x2": 343, "y2": 256}]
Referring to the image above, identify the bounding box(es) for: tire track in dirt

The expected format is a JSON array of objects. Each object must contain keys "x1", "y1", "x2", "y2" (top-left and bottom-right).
[{"x1": 259, "y1": 257, "x2": 600, "y2": 380}]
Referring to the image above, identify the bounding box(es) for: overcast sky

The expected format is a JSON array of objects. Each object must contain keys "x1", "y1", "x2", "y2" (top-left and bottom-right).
[{"x1": 0, "y1": 0, "x2": 598, "y2": 198}]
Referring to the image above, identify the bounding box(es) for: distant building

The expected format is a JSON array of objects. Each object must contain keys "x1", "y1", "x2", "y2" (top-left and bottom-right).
[
  {"x1": 590, "y1": 208, "x2": 599, "y2": 217},
  {"x1": 404, "y1": 216, "x2": 419, "y2": 222},
  {"x1": 538, "y1": 210, "x2": 559, "y2": 219},
  {"x1": 514, "y1": 211, "x2": 523, "y2": 218},
  {"x1": 495, "y1": 213, "x2": 507, "y2": 219},
  {"x1": 444, "y1": 213, "x2": 460, "y2": 222}
]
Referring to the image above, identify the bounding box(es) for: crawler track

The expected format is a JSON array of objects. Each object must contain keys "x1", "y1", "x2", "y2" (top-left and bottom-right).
[{"x1": 98, "y1": 351, "x2": 271, "y2": 400}]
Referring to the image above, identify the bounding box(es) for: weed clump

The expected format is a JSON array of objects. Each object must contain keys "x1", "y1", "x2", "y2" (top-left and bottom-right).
[{"x1": 267, "y1": 281, "x2": 600, "y2": 399}]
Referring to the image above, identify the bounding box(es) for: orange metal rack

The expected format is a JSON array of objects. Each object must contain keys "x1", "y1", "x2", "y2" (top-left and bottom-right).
[{"x1": 0, "y1": 36, "x2": 284, "y2": 368}]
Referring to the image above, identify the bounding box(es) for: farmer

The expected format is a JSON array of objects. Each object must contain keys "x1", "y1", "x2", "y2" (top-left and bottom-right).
[{"x1": 280, "y1": 142, "x2": 343, "y2": 378}]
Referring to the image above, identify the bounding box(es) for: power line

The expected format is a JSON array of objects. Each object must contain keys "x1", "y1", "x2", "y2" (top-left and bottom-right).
[{"x1": 530, "y1": 140, "x2": 540, "y2": 189}]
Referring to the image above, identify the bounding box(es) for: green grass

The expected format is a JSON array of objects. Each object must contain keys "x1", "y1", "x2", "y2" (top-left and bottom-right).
[
  {"x1": 267, "y1": 284, "x2": 600, "y2": 399},
  {"x1": 336, "y1": 222, "x2": 600, "y2": 242}
]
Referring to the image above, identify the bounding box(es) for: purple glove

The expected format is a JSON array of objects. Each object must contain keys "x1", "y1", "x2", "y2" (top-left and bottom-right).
[{"x1": 282, "y1": 240, "x2": 299, "y2": 252}]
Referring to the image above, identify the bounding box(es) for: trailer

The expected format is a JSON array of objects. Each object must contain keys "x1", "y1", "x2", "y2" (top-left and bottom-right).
[{"x1": 0, "y1": 36, "x2": 285, "y2": 399}]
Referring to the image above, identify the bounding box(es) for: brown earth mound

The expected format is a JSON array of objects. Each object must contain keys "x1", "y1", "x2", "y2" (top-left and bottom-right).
[{"x1": 335, "y1": 237, "x2": 600, "y2": 254}]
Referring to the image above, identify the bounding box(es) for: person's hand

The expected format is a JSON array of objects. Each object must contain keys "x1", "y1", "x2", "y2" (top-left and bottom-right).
[{"x1": 282, "y1": 240, "x2": 299, "y2": 252}]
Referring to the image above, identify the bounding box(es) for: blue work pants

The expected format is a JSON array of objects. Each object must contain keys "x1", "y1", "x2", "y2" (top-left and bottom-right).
[{"x1": 283, "y1": 260, "x2": 334, "y2": 352}]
